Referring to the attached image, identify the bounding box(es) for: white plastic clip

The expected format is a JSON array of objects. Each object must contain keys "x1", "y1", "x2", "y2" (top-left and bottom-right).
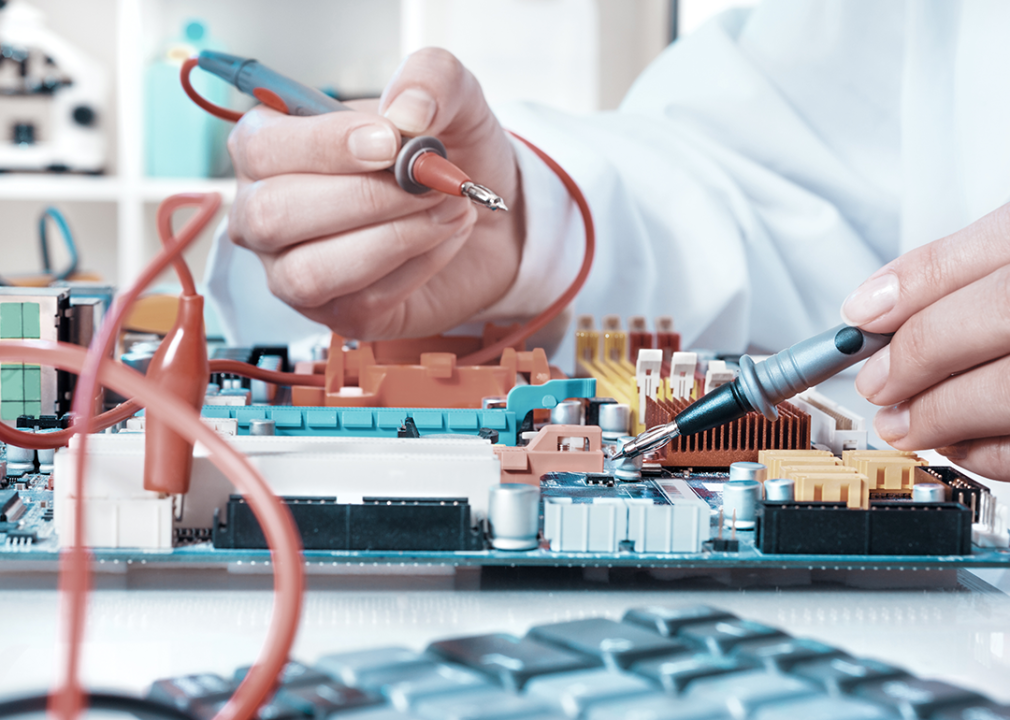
[
  {"x1": 669, "y1": 351, "x2": 697, "y2": 400},
  {"x1": 635, "y1": 348, "x2": 663, "y2": 424}
]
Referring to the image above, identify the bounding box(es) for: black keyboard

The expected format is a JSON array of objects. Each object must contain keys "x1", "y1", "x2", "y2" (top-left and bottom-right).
[{"x1": 147, "y1": 604, "x2": 1008, "y2": 720}]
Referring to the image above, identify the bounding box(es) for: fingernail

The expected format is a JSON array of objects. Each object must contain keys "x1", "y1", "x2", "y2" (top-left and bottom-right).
[
  {"x1": 348, "y1": 124, "x2": 398, "y2": 162},
  {"x1": 937, "y1": 442, "x2": 969, "y2": 460},
  {"x1": 383, "y1": 88, "x2": 437, "y2": 134},
  {"x1": 856, "y1": 346, "x2": 890, "y2": 399},
  {"x1": 874, "y1": 401, "x2": 910, "y2": 442},
  {"x1": 841, "y1": 272, "x2": 900, "y2": 326}
]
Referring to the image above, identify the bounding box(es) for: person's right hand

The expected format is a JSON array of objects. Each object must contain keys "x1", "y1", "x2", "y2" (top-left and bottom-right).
[{"x1": 227, "y1": 48, "x2": 526, "y2": 340}]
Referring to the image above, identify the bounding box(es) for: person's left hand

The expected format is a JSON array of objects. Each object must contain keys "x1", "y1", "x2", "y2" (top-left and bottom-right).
[{"x1": 841, "y1": 203, "x2": 1010, "y2": 481}]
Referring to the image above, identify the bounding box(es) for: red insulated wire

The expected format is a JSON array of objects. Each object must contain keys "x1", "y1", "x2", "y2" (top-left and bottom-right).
[
  {"x1": 49, "y1": 193, "x2": 222, "y2": 720},
  {"x1": 0, "y1": 401, "x2": 140, "y2": 450},
  {"x1": 47, "y1": 192, "x2": 302, "y2": 720},
  {"x1": 180, "y1": 58, "x2": 244, "y2": 123},
  {"x1": 457, "y1": 132, "x2": 595, "y2": 366},
  {"x1": 3, "y1": 340, "x2": 305, "y2": 720},
  {"x1": 208, "y1": 359, "x2": 325, "y2": 387}
]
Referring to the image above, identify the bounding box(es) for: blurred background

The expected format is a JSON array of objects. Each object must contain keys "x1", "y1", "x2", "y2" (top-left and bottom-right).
[{"x1": 0, "y1": 0, "x2": 753, "y2": 292}]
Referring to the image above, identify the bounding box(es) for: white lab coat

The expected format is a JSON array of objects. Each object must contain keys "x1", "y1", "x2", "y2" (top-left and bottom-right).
[{"x1": 205, "y1": 0, "x2": 1010, "y2": 371}]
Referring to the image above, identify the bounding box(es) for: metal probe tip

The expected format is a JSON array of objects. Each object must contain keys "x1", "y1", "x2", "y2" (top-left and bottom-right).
[{"x1": 461, "y1": 181, "x2": 508, "y2": 211}]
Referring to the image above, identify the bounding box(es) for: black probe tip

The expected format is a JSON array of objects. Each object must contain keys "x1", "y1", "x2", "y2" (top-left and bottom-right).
[{"x1": 674, "y1": 380, "x2": 754, "y2": 438}]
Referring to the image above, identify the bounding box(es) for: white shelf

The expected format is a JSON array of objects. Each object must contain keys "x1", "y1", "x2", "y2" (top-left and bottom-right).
[
  {"x1": 138, "y1": 178, "x2": 237, "y2": 203},
  {"x1": 0, "y1": 174, "x2": 121, "y2": 202}
]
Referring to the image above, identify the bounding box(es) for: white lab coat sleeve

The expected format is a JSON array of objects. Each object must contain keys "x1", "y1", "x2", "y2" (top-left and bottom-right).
[{"x1": 484, "y1": 1, "x2": 904, "y2": 371}]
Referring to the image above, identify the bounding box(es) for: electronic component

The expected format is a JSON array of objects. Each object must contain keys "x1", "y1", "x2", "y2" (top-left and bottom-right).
[
  {"x1": 758, "y1": 501, "x2": 973, "y2": 555},
  {"x1": 764, "y1": 478, "x2": 795, "y2": 502},
  {"x1": 722, "y1": 479, "x2": 762, "y2": 529},
  {"x1": 202, "y1": 404, "x2": 519, "y2": 445},
  {"x1": 214, "y1": 495, "x2": 484, "y2": 552},
  {"x1": 912, "y1": 483, "x2": 945, "y2": 503},
  {"x1": 0, "y1": 287, "x2": 72, "y2": 423},
  {"x1": 645, "y1": 397, "x2": 810, "y2": 467},
  {"x1": 549, "y1": 399, "x2": 582, "y2": 425},
  {"x1": 494, "y1": 425, "x2": 604, "y2": 486},
  {"x1": 793, "y1": 389, "x2": 867, "y2": 453},
  {"x1": 53, "y1": 432, "x2": 501, "y2": 549},
  {"x1": 487, "y1": 483, "x2": 540, "y2": 551},
  {"x1": 542, "y1": 475, "x2": 710, "y2": 553},
  {"x1": 596, "y1": 402, "x2": 630, "y2": 436}
]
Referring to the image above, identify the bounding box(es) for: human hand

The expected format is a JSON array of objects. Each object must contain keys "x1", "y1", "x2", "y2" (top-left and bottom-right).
[
  {"x1": 227, "y1": 48, "x2": 525, "y2": 340},
  {"x1": 841, "y1": 204, "x2": 1010, "y2": 480}
]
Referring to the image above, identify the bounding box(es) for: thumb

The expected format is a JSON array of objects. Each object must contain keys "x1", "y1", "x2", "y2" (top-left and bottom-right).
[{"x1": 379, "y1": 48, "x2": 496, "y2": 146}]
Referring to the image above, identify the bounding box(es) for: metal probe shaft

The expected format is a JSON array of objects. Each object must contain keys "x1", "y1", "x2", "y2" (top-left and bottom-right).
[{"x1": 612, "y1": 324, "x2": 891, "y2": 460}]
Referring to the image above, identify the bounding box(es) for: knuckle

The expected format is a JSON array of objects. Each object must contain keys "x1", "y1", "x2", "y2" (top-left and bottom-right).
[
  {"x1": 268, "y1": 254, "x2": 330, "y2": 310},
  {"x1": 411, "y1": 47, "x2": 465, "y2": 85},
  {"x1": 990, "y1": 203, "x2": 1010, "y2": 244},
  {"x1": 241, "y1": 182, "x2": 281, "y2": 245}
]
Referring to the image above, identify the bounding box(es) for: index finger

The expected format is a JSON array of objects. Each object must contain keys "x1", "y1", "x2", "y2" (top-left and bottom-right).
[
  {"x1": 228, "y1": 105, "x2": 401, "y2": 181},
  {"x1": 840, "y1": 203, "x2": 1010, "y2": 333}
]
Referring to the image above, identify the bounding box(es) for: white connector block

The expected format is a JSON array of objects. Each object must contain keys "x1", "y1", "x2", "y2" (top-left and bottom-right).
[
  {"x1": 635, "y1": 349, "x2": 664, "y2": 424},
  {"x1": 54, "y1": 433, "x2": 501, "y2": 549},
  {"x1": 704, "y1": 360, "x2": 735, "y2": 395},
  {"x1": 543, "y1": 479, "x2": 709, "y2": 554},
  {"x1": 543, "y1": 498, "x2": 627, "y2": 553},
  {"x1": 972, "y1": 502, "x2": 1010, "y2": 548},
  {"x1": 669, "y1": 352, "x2": 697, "y2": 400},
  {"x1": 794, "y1": 389, "x2": 867, "y2": 453}
]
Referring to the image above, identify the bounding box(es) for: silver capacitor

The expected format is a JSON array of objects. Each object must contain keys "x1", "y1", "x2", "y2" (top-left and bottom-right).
[
  {"x1": 729, "y1": 461, "x2": 768, "y2": 483},
  {"x1": 550, "y1": 400, "x2": 583, "y2": 425},
  {"x1": 912, "y1": 482, "x2": 947, "y2": 503},
  {"x1": 764, "y1": 478, "x2": 795, "y2": 503},
  {"x1": 5, "y1": 431, "x2": 36, "y2": 477},
  {"x1": 249, "y1": 418, "x2": 276, "y2": 436},
  {"x1": 598, "y1": 403, "x2": 631, "y2": 436},
  {"x1": 723, "y1": 479, "x2": 763, "y2": 529},
  {"x1": 488, "y1": 483, "x2": 540, "y2": 550}
]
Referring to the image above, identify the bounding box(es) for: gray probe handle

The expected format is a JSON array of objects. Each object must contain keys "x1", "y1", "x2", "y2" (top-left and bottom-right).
[
  {"x1": 737, "y1": 324, "x2": 891, "y2": 421},
  {"x1": 236, "y1": 61, "x2": 350, "y2": 116}
]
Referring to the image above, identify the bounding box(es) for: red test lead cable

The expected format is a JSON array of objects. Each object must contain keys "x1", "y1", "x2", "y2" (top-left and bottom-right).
[{"x1": 180, "y1": 54, "x2": 507, "y2": 211}]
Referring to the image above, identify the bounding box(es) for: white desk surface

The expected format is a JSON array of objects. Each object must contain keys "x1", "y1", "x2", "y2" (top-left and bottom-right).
[{"x1": 1, "y1": 374, "x2": 1009, "y2": 703}]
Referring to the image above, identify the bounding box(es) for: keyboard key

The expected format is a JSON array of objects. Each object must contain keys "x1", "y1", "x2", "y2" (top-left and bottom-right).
[
  {"x1": 332, "y1": 709, "x2": 425, "y2": 720},
  {"x1": 316, "y1": 648, "x2": 433, "y2": 689},
  {"x1": 381, "y1": 665, "x2": 493, "y2": 709},
  {"x1": 931, "y1": 703, "x2": 1010, "y2": 720},
  {"x1": 235, "y1": 660, "x2": 332, "y2": 688},
  {"x1": 753, "y1": 696, "x2": 899, "y2": 720},
  {"x1": 585, "y1": 692, "x2": 733, "y2": 720},
  {"x1": 632, "y1": 654, "x2": 754, "y2": 693},
  {"x1": 853, "y1": 678, "x2": 988, "y2": 718},
  {"x1": 525, "y1": 668, "x2": 656, "y2": 717},
  {"x1": 278, "y1": 682, "x2": 382, "y2": 718},
  {"x1": 623, "y1": 606, "x2": 738, "y2": 638},
  {"x1": 148, "y1": 673, "x2": 234, "y2": 712},
  {"x1": 529, "y1": 618, "x2": 692, "y2": 669},
  {"x1": 427, "y1": 633, "x2": 600, "y2": 690},
  {"x1": 684, "y1": 670, "x2": 818, "y2": 718},
  {"x1": 732, "y1": 637, "x2": 846, "y2": 672},
  {"x1": 191, "y1": 695, "x2": 305, "y2": 720},
  {"x1": 789, "y1": 657, "x2": 909, "y2": 695},
  {"x1": 678, "y1": 620, "x2": 787, "y2": 655},
  {"x1": 412, "y1": 687, "x2": 561, "y2": 720}
]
